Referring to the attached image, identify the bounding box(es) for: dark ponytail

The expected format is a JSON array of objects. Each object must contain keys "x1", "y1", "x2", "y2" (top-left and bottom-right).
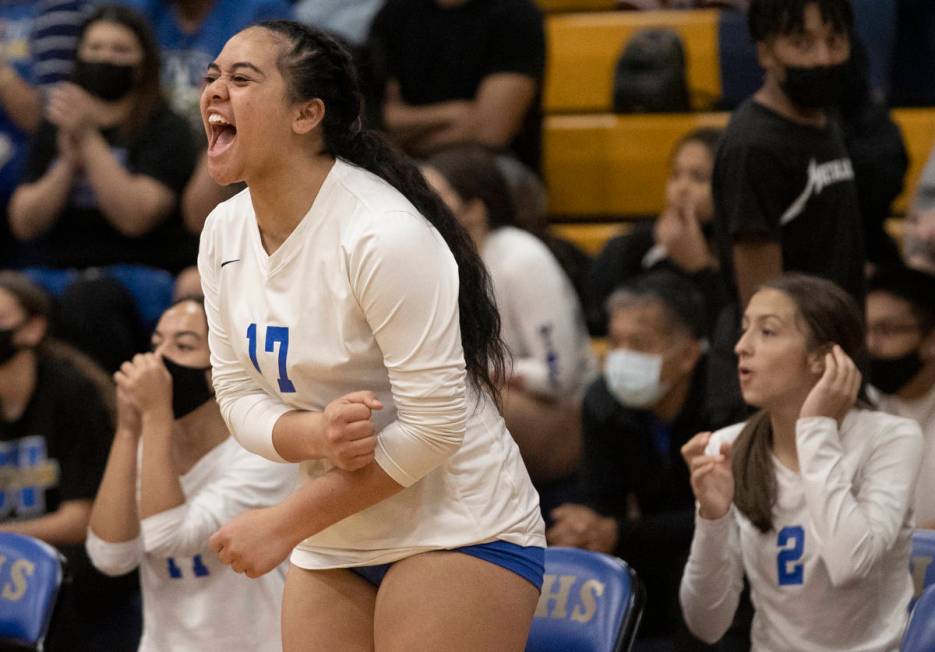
[
  {"x1": 255, "y1": 20, "x2": 506, "y2": 402},
  {"x1": 732, "y1": 273, "x2": 869, "y2": 533}
]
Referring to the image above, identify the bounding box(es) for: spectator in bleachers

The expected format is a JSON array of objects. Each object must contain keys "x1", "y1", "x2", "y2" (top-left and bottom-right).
[
  {"x1": 9, "y1": 4, "x2": 197, "y2": 273},
  {"x1": 866, "y1": 266, "x2": 935, "y2": 529},
  {"x1": 839, "y1": 38, "x2": 907, "y2": 267},
  {"x1": 0, "y1": 271, "x2": 140, "y2": 651},
  {"x1": 680, "y1": 273, "x2": 921, "y2": 650},
  {"x1": 7, "y1": 6, "x2": 197, "y2": 372},
  {"x1": 0, "y1": 1, "x2": 90, "y2": 265},
  {"x1": 547, "y1": 271, "x2": 721, "y2": 650},
  {"x1": 367, "y1": 0, "x2": 545, "y2": 172},
  {"x1": 87, "y1": 296, "x2": 296, "y2": 652},
  {"x1": 423, "y1": 145, "x2": 596, "y2": 512},
  {"x1": 713, "y1": 0, "x2": 864, "y2": 309},
  {"x1": 120, "y1": 0, "x2": 292, "y2": 133},
  {"x1": 589, "y1": 127, "x2": 726, "y2": 336}
]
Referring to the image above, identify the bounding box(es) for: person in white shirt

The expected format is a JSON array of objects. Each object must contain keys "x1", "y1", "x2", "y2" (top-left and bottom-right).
[
  {"x1": 866, "y1": 266, "x2": 935, "y2": 529},
  {"x1": 86, "y1": 297, "x2": 297, "y2": 652},
  {"x1": 422, "y1": 145, "x2": 597, "y2": 490},
  {"x1": 197, "y1": 20, "x2": 545, "y2": 652},
  {"x1": 679, "y1": 273, "x2": 923, "y2": 651}
]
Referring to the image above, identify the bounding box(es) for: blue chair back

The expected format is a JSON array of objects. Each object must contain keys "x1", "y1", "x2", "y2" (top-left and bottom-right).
[
  {"x1": 910, "y1": 529, "x2": 935, "y2": 610},
  {"x1": 0, "y1": 533, "x2": 63, "y2": 650},
  {"x1": 903, "y1": 583, "x2": 935, "y2": 652},
  {"x1": 526, "y1": 547, "x2": 644, "y2": 652}
]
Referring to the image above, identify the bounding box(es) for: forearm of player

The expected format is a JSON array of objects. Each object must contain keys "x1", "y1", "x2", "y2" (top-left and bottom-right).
[
  {"x1": 271, "y1": 410, "x2": 328, "y2": 462},
  {"x1": 274, "y1": 463, "x2": 404, "y2": 547},
  {"x1": 733, "y1": 238, "x2": 782, "y2": 308},
  {"x1": 89, "y1": 428, "x2": 141, "y2": 543},
  {"x1": 138, "y1": 410, "x2": 186, "y2": 519},
  {"x1": 0, "y1": 500, "x2": 92, "y2": 546}
]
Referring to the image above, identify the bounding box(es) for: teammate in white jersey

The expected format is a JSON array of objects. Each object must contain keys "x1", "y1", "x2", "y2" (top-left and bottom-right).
[
  {"x1": 196, "y1": 20, "x2": 545, "y2": 651},
  {"x1": 679, "y1": 274, "x2": 923, "y2": 651},
  {"x1": 86, "y1": 298, "x2": 297, "y2": 652},
  {"x1": 423, "y1": 145, "x2": 597, "y2": 488}
]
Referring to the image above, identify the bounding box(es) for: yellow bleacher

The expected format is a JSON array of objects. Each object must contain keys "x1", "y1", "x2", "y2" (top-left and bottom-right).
[
  {"x1": 544, "y1": 112, "x2": 728, "y2": 217},
  {"x1": 544, "y1": 10, "x2": 721, "y2": 113},
  {"x1": 549, "y1": 222, "x2": 634, "y2": 255},
  {"x1": 537, "y1": 0, "x2": 618, "y2": 13},
  {"x1": 543, "y1": 108, "x2": 935, "y2": 220},
  {"x1": 893, "y1": 107, "x2": 935, "y2": 214}
]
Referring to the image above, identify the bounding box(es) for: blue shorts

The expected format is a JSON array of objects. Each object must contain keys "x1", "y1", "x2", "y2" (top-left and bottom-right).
[{"x1": 350, "y1": 540, "x2": 544, "y2": 590}]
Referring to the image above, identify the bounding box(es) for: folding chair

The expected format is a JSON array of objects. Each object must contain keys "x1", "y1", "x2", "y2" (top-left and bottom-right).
[
  {"x1": 910, "y1": 529, "x2": 935, "y2": 611},
  {"x1": 902, "y1": 583, "x2": 935, "y2": 652},
  {"x1": 526, "y1": 547, "x2": 645, "y2": 652},
  {"x1": 0, "y1": 533, "x2": 64, "y2": 651}
]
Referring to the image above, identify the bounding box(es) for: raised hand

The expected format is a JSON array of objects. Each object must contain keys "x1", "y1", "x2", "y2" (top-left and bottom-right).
[
  {"x1": 319, "y1": 391, "x2": 383, "y2": 471},
  {"x1": 799, "y1": 344, "x2": 861, "y2": 423},
  {"x1": 682, "y1": 431, "x2": 734, "y2": 520},
  {"x1": 115, "y1": 353, "x2": 173, "y2": 418},
  {"x1": 46, "y1": 82, "x2": 97, "y2": 139},
  {"x1": 654, "y1": 203, "x2": 714, "y2": 272}
]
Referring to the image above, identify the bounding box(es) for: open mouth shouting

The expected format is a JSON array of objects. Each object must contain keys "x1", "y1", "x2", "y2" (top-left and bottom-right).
[{"x1": 207, "y1": 112, "x2": 237, "y2": 157}]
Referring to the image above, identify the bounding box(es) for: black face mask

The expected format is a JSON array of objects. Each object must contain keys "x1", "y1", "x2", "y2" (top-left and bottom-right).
[
  {"x1": 870, "y1": 351, "x2": 924, "y2": 395},
  {"x1": 72, "y1": 60, "x2": 137, "y2": 101},
  {"x1": 0, "y1": 320, "x2": 29, "y2": 366},
  {"x1": 162, "y1": 356, "x2": 214, "y2": 420},
  {"x1": 0, "y1": 328, "x2": 18, "y2": 366},
  {"x1": 780, "y1": 60, "x2": 850, "y2": 109}
]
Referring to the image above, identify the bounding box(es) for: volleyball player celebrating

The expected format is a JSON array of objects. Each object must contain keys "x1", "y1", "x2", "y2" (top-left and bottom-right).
[
  {"x1": 679, "y1": 274, "x2": 922, "y2": 651},
  {"x1": 197, "y1": 21, "x2": 544, "y2": 651}
]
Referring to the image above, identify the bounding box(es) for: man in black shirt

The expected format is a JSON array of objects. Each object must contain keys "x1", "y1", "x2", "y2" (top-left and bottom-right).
[
  {"x1": 367, "y1": 0, "x2": 545, "y2": 171},
  {"x1": 714, "y1": 0, "x2": 864, "y2": 309},
  {"x1": 547, "y1": 271, "x2": 729, "y2": 648}
]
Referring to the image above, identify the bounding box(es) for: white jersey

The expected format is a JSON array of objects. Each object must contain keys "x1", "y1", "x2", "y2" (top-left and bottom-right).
[
  {"x1": 680, "y1": 410, "x2": 923, "y2": 652},
  {"x1": 86, "y1": 437, "x2": 297, "y2": 652},
  {"x1": 197, "y1": 159, "x2": 545, "y2": 570},
  {"x1": 877, "y1": 384, "x2": 935, "y2": 528},
  {"x1": 481, "y1": 226, "x2": 597, "y2": 399}
]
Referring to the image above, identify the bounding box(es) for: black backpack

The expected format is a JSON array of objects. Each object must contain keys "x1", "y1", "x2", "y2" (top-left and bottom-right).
[{"x1": 613, "y1": 28, "x2": 691, "y2": 113}]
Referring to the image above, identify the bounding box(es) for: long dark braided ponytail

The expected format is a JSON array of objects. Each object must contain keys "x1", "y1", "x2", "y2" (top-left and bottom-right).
[{"x1": 255, "y1": 20, "x2": 507, "y2": 403}]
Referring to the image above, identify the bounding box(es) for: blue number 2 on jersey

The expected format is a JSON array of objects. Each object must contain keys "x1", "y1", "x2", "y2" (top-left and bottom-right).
[
  {"x1": 246, "y1": 323, "x2": 296, "y2": 393},
  {"x1": 777, "y1": 526, "x2": 805, "y2": 586}
]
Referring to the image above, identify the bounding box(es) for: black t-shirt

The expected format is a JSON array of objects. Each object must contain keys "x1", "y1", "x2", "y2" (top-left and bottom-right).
[
  {"x1": 23, "y1": 104, "x2": 198, "y2": 273},
  {"x1": 368, "y1": 0, "x2": 545, "y2": 171},
  {"x1": 0, "y1": 356, "x2": 108, "y2": 517},
  {"x1": 0, "y1": 355, "x2": 135, "y2": 617},
  {"x1": 713, "y1": 99, "x2": 865, "y2": 304}
]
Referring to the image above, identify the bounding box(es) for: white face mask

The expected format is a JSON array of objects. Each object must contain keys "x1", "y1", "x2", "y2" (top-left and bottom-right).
[{"x1": 604, "y1": 348, "x2": 671, "y2": 409}]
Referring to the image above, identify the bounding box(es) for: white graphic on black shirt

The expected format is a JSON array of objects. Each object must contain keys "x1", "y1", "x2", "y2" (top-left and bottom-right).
[{"x1": 780, "y1": 158, "x2": 855, "y2": 226}]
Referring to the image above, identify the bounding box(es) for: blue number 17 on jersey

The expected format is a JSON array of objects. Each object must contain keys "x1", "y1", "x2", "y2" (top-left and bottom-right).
[{"x1": 247, "y1": 324, "x2": 296, "y2": 393}]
